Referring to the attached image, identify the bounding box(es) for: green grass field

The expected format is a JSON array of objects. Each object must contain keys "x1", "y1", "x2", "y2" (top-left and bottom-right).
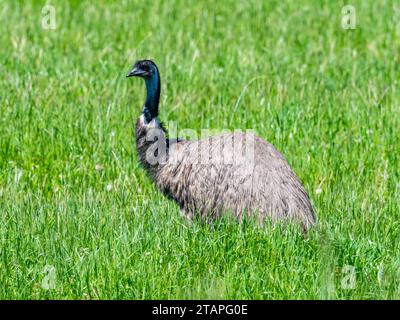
[{"x1": 1, "y1": 0, "x2": 399, "y2": 299}]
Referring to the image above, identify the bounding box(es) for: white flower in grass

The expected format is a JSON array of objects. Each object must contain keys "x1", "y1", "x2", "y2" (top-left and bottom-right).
[
  {"x1": 315, "y1": 178, "x2": 325, "y2": 195},
  {"x1": 106, "y1": 183, "x2": 113, "y2": 192},
  {"x1": 95, "y1": 164, "x2": 104, "y2": 171}
]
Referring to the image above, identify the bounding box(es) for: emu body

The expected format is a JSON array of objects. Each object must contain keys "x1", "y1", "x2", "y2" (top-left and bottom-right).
[{"x1": 128, "y1": 60, "x2": 316, "y2": 231}]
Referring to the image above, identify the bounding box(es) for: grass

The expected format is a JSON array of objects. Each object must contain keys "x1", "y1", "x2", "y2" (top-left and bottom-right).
[{"x1": 0, "y1": 0, "x2": 399, "y2": 299}]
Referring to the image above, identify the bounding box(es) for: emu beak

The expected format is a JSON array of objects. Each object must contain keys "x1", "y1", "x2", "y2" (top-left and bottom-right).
[{"x1": 126, "y1": 67, "x2": 147, "y2": 78}]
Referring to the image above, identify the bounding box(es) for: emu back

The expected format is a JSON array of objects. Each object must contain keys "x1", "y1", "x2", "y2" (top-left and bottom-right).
[{"x1": 136, "y1": 116, "x2": 316, "y2": 232}]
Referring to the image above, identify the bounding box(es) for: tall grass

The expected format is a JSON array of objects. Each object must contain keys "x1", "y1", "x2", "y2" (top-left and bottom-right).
[{"x1": 0, "y1": 0, "x2": 399, "y2": 299}]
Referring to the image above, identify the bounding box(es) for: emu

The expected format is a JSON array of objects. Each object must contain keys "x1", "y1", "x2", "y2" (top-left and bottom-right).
[{"x1": 127, "y1": 60, "x2": 316, "y2": 232}]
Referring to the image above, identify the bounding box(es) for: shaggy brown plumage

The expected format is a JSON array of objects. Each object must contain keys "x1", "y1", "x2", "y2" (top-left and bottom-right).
[{"x1": 127, "y1": 60, "x2": 316, "y2": 232}]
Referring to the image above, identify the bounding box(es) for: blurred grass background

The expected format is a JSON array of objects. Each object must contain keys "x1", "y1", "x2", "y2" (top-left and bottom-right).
[{"x1": 0, "y1": 0, "x2": 399, "y2": 299}]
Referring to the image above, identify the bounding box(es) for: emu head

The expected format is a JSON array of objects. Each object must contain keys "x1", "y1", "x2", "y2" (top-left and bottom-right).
[
  {"x1": 126, "y1": 60, "x2": 158, "y2": 79},
  {"x1": 126, "y1": 59, "x2": 161, "y2": 122}
]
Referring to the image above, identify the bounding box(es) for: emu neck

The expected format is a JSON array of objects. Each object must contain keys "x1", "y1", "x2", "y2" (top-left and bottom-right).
[
  {"x1": 143, "y1": 74, "x2": 160, "y2": 122},
  {"x1": 135, "y1": 114, "x2": 168, "y2": 177}
]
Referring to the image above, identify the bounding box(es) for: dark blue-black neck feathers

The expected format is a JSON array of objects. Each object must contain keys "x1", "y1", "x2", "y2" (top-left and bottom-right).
[{"x1": 143, "y1": 68, "x2": 160, "y2": 123}]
